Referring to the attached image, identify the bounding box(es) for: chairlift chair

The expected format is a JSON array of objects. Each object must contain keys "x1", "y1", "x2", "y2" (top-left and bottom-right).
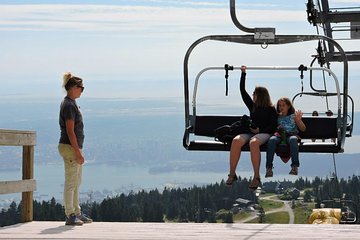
[
  {"x1": 182, "y1": 0, "x2": 354, "y2": 154},
  {"x1": 183, "y1": 65, "x2": 349, "y2": 153}
]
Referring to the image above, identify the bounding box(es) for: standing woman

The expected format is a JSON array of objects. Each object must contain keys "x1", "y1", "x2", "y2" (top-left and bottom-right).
[
  {"x1": 58, "y1": 72, "x2": 92, "y2": 226},
  {"x1": 226, "y1": 66, "x2": 277, "y2": 190}
]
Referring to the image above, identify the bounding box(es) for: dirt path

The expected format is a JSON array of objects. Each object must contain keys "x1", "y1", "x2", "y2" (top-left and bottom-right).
[{"x1": 238, "y1": 195, "x2": 295, "y2": 224}]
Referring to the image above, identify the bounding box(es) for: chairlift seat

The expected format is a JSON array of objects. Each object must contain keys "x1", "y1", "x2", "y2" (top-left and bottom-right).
[{"x1": 183, "y1": 115, "x2": 341, "y2": 153}]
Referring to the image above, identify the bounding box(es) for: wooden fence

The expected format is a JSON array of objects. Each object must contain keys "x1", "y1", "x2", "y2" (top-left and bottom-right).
[{"x1": 0, "y1": 129, "x2": 36, "y2": 222}]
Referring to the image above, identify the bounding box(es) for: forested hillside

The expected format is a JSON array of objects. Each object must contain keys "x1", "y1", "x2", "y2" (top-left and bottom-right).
[{"x1": 1, "y1": 176, "x2": 360, "y2": 227}]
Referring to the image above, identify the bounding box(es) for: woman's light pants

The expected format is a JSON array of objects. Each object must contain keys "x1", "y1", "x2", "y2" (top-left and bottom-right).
[{"x1": 58, "y1": 143, "x2": 82, "y2": 217}]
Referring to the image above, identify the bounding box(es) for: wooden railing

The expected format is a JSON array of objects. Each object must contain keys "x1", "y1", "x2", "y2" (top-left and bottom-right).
[{"x1": 0, "y1": 129, "x2": 36, "y2": 222}]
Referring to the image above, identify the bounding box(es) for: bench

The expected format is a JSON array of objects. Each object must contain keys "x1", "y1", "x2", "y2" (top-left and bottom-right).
[{"x1": 183, "y1": 115, "x2": 342, "y2": 153}]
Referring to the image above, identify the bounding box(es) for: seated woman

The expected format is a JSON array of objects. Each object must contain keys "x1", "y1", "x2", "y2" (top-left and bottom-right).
[{"x1": 226, "y1": 66, "x2": 277, "y2": 191}]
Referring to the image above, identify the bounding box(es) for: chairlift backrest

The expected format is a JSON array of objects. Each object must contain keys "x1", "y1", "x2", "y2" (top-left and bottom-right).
[{"x1": 299, "y1": 117, "x2": 337, "y2": 140}]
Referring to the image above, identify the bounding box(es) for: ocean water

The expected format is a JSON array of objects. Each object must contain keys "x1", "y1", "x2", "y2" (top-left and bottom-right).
[
  {"x1": 0, "y1": 162, "x2": 250, "y2": 206},
  {"x1": 0, "y1": 159, "x2": 309, "y2": 209}
]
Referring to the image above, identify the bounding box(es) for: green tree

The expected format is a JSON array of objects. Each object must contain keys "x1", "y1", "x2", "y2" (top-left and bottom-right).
[
  {"x1": 222, "y1": 212, "x2": 233, "y2": 223},
  {"x1": 303, "y1": 190, "x2": 313, "y2": 202}
]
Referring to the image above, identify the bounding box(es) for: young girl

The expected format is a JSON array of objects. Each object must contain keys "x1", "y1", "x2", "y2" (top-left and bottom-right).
[{"x1": 265, "y1": 97, "x2": 306, "y2": 177}]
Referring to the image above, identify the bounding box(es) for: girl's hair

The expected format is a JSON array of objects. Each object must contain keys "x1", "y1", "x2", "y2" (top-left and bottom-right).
[
  {"x1": 254, "y1": 86, "x2": 273, "y2": 108},
  {"x1": 276, "y1": 97, "x2": 295, "y2": 115},
  {"x1": 63, "y1": 72, "x2": 83, "y2": 91}
]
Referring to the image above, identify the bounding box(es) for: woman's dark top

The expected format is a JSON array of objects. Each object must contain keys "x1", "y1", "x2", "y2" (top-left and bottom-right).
[
  {"x1": 59, "y1": 96, "x2": 84, "y2": 148},
  {"x1": 240, "y1": 72, "x2": 277, "y2": 134}
]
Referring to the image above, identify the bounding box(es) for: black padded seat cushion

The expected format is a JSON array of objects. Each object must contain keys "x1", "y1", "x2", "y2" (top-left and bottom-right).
[{"x1": 184, "y1": 115, "x2": 340, "y2": 153}]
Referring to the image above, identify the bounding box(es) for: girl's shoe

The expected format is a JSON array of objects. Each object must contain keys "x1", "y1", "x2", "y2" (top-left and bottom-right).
[
  {"x1": 248, "y1": 177, "x2": 261, "y2": 191},
  {"x1": 289, "y1": 166, "x2": 298, "y2": 175},
  {"x1": 226, "y1": 173, "x2": 238, "y2": 186}
]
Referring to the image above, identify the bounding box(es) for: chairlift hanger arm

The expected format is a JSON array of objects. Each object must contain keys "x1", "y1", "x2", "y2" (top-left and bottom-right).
[
  {"x1": 230, "y1": 0, "x2": 254, "y2": 33},
  {"x1": 230, "y1": 0, "x2": 276, "y2": 43}
]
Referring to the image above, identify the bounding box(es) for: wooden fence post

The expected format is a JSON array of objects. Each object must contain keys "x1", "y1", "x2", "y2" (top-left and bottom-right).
[{"x1": 22, "y1": 145, "x2": 34, "y2": 222}]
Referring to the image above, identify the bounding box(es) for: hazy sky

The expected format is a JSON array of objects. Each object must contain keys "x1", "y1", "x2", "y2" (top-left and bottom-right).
[
  {"x1": 0, "y1": 1, "x2": 360, "y2": 199},
  {"x1": 0, "y1": 0, "x2": 359, "y2": 100}
]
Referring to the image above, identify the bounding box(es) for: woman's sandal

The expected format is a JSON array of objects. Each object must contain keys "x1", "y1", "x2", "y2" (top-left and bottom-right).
[
  {"x1": 226, "y1": 173, "x2": 238, "y2": 186},
  {"x1": 248, "y1": 177, "x2": 261, "y2": 191}
]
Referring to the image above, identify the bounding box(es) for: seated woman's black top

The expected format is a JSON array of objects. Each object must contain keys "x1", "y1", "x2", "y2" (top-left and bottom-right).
[{"x1": 240, "y1": 72, "x2": 277, "y2": 134}]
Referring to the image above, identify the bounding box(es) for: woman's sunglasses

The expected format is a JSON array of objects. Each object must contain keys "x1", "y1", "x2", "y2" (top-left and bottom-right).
[{"x1": 76, "y1": 85, "x2": 84, "y2": 92}]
